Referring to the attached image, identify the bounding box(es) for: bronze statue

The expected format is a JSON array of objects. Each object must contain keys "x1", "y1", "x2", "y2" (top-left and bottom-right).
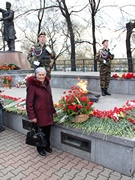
[{"x1": 0, "y1": 2, "x2": 16, "y2": 51}]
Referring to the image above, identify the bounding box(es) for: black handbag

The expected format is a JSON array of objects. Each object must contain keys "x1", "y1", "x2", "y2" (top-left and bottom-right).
[{"x1": 25, "y1": 124, "x2": 47, "y2": 147}]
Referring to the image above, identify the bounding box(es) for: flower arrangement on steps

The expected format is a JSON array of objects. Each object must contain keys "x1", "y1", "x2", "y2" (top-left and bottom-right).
[
  {"x1": 1, "y1": 92, "x2": 135, "y2": 138},
  {"x1": 0, "y1": 63, "x2": 21, "y2": 71},
  {"x1": 0, "y1": 75, "x2": 12, "y2": 88},
  {"x1": 112, "y1": 72, "x2": 135, "y2": 79},
  {"x1": 58, "y1": 86, "x2": 94, "y2": 123}
]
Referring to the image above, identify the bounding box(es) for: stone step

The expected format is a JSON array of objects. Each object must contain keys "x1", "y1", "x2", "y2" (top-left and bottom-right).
[
  {"x1": 0, "y1": 69, "x2": 34, "y2": 87},
  {"x1": 0, "y1": 69, "x2": 33, "y2": 75},
  {"x1": 0, "y1": 70, "x2": 135, "y2": 95}
]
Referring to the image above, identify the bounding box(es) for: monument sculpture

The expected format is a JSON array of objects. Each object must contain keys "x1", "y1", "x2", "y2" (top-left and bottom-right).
[
  {"x1": 0, "y1": 2, "x2": 31, "y2": 70},
  {"x1": 0, "y1": 2, "x2": 16, "y2": 51}
]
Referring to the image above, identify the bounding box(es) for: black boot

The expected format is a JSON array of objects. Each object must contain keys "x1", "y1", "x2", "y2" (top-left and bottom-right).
[
  {"x1": 105, "y1": 88, "x2": 111, "y2": 95},
  {"x1": 101, "y1": 88, "x2": 106, "y2": 96},
  {"x1": 37, "y1": 147, "x2": 46, "y2": 156},
  {"x1": 45, "y1": 146, "x2": 52, "y2": 153}
]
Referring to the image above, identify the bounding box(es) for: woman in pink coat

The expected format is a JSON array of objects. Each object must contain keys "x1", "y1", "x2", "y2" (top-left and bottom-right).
[{"x1": 26, "y1": 67, "x2": 56, "y2": 156}]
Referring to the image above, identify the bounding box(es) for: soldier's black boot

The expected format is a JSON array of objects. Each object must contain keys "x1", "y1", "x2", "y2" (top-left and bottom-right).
[
  {"x1": 105, "y1": 88, "x2": 111, "y2": 95},
  {"x1": 101, "y1": 88, "x2": 106, "y2": 96}
]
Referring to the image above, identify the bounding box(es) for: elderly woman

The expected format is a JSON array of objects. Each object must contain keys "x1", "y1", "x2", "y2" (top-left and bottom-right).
[{"x1": 26, "y1": 67, "x2": 56, "y2": 156}]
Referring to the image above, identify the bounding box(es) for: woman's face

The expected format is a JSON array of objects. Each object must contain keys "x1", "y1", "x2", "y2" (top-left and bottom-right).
[{"x1": 36, "y1": 71, "x2": 46, "y2": 82}]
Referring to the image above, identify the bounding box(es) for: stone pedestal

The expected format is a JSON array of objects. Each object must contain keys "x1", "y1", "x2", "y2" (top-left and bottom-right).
[
  {"x1": 0, "y1": 51, "x2": 31, "y2": 69},
  {"x1": 50, "y1": 72, "x2": 135, "y2": 95}
]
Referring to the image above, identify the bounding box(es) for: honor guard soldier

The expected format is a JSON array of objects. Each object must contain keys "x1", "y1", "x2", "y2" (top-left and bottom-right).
[
  {"x1": 27, "y1": 32, "x2": 55, "y2": 79},
  {"x1": 96, "y1": 40, "x2": 114, "y2": 96}
]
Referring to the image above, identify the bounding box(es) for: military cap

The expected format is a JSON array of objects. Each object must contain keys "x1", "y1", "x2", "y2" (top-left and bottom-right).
[
  {"x1": 102, "y1": 39, "x2": 108, "y2": 44},
  {"x1": 38, "y1": 32, "x2": 46, "y2": 37}
]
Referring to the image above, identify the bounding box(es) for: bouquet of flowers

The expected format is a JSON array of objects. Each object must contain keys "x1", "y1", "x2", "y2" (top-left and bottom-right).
[
  {"x1": 58, "y1": 86, "x2": 94, "y2": 122},
  {"x1": 0, "y1": 63, "x2": 21, "y2": 71},
  {"x1": 1, "y1": 75, "x2": 12, "y2": 84}
]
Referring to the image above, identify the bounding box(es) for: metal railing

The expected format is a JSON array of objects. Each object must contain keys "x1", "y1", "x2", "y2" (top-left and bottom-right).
[{"x1": 54, "y1": 58, "x2": 135, "y2": 72}]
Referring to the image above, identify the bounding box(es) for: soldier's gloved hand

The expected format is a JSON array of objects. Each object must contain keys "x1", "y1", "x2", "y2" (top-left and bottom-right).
[
  {"x1": 103, "y1": 59, "x2": 106, "y2": 64},
  {"x1": 34, "y1": 61, "x2": 40, "y2": 66},
  {"x1": 46, "y1": 46, "x2": 52, "y2": 54}
]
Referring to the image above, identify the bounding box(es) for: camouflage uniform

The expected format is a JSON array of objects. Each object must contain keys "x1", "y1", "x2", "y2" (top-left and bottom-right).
[
  {"x1": 27, "y1": 43, "x2": 55, "y2": 79},
  {"x1": 96, "y1": 47, "x2": 114, "y2": 95}
]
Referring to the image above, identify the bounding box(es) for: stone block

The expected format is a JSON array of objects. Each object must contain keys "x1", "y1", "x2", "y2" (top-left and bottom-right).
[
  {"x1": 50, "y1": 73, "x2": 135, "y2": 95},
  {"x1": 2, "y1": 111, "x2": 28, "y2": 135},
  {"x1": 0, "y1": 51, "x2": 31, "y2": 69},
  {"x1": 51, "y1": 123, "x2": 135, "y2": 176}
]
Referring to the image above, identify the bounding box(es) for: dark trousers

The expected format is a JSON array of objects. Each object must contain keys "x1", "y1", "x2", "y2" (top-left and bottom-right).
[{"x1": 36, "y1": 125, "x2": 51, "y2": 152}]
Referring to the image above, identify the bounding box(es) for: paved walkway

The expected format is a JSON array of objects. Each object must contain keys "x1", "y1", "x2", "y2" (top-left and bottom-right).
[
  {"x1": 0, "y1": 127, "x2": 135, "y2": 180},
  {"x1": 0, "y1": 87, "x2": 135, "y2": 179}
]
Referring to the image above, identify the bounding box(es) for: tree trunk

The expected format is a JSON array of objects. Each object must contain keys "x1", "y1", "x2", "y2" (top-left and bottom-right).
[
  {"x1": 91, "y1": 14, "x2": 97, "y2": 71},
  {"x1": 57, "y1": 0, "x2": 76, "y2": 71},
  {"x1": 70, "y1": 26, "x2": 76, "y2": 71},
  {"x1": 37, "y1": 0, "x2": 45, "y2": 37},
  {"x1": 126, "y1": 22, "x2": 134, "y2": 72}
]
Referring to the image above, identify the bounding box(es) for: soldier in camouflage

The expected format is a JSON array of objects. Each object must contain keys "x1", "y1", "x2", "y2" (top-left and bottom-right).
[
  {"x1": 96, "y1": 40, "x2": 114, "y2": 96},
  {"x1": 27, "y1": 32, "x2": 55, "y2": 79}
]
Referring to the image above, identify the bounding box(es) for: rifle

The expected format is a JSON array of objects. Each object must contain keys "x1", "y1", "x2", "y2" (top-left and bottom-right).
[
  {"x1": 38, "y1": 48, "x2": 51, "y2": 63},
  {"x1": 104, "y1": 51, "x2": 114, "y2": 63}
]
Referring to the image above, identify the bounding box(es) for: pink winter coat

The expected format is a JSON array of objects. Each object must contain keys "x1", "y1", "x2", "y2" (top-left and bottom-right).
[{"x1": 26, "y1": 76, "x2": 56, "y2": 126}]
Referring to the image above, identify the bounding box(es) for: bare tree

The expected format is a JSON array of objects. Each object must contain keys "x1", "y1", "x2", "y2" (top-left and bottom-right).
[
  {"x1": 19, "y1": 6, "x2": 71, "y2": 70},
  {"x1": 88, "y1": 0, "x2": 101, "y2": 71},
  {"x1": 1, "y1": 0, "x2": 134, "y2": 73},
  {"x1": 43, "y1": 10, "x2": 71, "y2": 69},
  {"x1": 37, "y1": 0, "x2": 45, "y2": 36},
  {"x1": 56, "y1": 0, "x2": 76, "y2": 71},
  {"x1": 126, "y1": 21, "x2": 134, "y2": 72}
]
